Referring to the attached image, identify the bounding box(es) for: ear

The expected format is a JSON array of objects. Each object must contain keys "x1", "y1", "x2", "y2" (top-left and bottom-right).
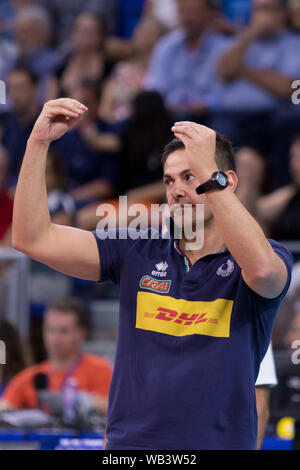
[{"x1": 227, "y1": 170, "x2": 238, "y2": 192}]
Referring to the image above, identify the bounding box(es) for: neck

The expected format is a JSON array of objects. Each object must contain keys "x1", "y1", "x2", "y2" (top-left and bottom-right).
[
  {"x1": 185, "y1": 31, "x2": 204, "y2": 51},
  {"x1": 50, "y1": 351, "x2": 81, "y2": 372},
  {"x1": 179, "y1": 220, "x2": 226, "y2": 264}
]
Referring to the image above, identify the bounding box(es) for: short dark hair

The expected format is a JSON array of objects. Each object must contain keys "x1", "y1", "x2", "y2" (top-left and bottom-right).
[
  {"x1": 161, "y1": 133, "x2": 237, "y2": 173},
  {"x1": 46, "y1": 297, "x2": 89, "y2": 329},
  {"x1": 8, "y1": 65, "x2": 39, "y2": 86}
]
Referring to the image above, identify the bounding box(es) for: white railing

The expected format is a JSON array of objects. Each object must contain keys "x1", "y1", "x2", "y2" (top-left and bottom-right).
[{"x1": 0, "y1": 248, "x2": 31, "y2": 339}]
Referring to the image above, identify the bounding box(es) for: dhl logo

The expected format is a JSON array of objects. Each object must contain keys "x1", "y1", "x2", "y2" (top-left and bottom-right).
[
  {"x1": 140, "y1": 276, "x2": 171, "y2": 293},
  {"x1": 144, "y1": 308, "x2": 218, "y2": 325},
  {"x1": 136, "y1": 292, "x2": 233, "y2": 337}
]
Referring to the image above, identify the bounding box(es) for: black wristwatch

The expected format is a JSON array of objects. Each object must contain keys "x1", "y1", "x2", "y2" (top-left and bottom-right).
[{"x1": 196, "y1": 171, "x2": 229, "y2": 195}]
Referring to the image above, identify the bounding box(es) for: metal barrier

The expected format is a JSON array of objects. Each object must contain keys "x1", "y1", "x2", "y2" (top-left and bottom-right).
[{"x1": 0, "y1": 248, "x2": 31, "y2": 339}]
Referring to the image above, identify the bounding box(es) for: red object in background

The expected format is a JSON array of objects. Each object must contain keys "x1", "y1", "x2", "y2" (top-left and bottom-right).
[{"x1": 0, "y1": 190, "x2": 13, "y2": 241}]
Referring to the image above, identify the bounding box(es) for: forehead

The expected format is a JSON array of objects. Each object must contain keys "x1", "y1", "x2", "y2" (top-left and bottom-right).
[
  {"x1": 164, "y1": 150, "x2": 190, "y2": 176},
  {"x1": 7, "y1": 72, "x2": 32, "y2": 86},
  {"x1": 44, "y1": 310, "x2": 77, "y2": 326}
]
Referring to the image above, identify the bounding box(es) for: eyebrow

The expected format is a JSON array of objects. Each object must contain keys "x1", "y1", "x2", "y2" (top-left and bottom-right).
[{"x1": 163, "y1": 169, "x2": 192, "y2": 179}]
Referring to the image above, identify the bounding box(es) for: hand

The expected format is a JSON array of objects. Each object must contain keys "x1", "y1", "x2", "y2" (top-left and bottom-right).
[
  {"x1": 31, "y1": 98, "x2": 88, "y2": 144},
  {"x1": 172, "y1": 121, "x2": 218, "y2": 183}
]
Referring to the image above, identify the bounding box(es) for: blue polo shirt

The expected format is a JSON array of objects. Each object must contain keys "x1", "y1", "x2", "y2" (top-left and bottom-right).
[
  {"x1": 92, "y1": 228, "x2": 293, "y2": 450},
  {"x1": 145, "y1": 30, "x2": 229, "y2": 110}
]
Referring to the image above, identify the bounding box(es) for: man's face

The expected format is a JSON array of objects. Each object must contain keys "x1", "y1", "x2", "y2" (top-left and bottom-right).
[
  {"x1": 72, "y1": 13, "x2": 104, "y2": 53},
  {"x1": 177, "y1": 0, "x2": 211, "y2": 37},
  {"x1": 163, "y1": 149, "x2": 214, "y2": 231},
  {"x1": 14, "y1": 16, "x2": 46, "y2": 52},
  {"x1": 7, "y1": 71, "x2": 37, "y2": 115},
  {"x1": 251, "y1": 0, "x2": 286, "y2": 36},
  {"x1": 43, "y1": 310, "x2": 85, "y2": 362}
]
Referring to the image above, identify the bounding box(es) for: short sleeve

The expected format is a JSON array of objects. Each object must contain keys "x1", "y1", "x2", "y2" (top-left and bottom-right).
[
  {"x1": 268, "y1": 239, "x2": 294, "y2": 300},
  {"x1": 92, "y1": 228, "x2": 134, "y2": 285}
]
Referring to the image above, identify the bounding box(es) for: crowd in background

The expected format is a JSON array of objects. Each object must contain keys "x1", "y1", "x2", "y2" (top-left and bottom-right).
[{"x1": 0, "y1": 0, "x2": 300, "y2": 426}]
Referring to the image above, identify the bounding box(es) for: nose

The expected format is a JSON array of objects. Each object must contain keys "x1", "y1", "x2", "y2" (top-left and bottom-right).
[{"x1": 170, "y1": 180, "x2": 186, "y2": 202}]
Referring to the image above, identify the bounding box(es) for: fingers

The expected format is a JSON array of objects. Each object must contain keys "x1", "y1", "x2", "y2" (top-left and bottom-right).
[
  {"x1": 44, "y1": 98, "x2": 88, "y2": 119},
  {"x1": 172, "y1": 121, "x2": 215, "y2": 138},
  {"x1": 172, "y1": 123, "x2": 197, "y2": 139}
]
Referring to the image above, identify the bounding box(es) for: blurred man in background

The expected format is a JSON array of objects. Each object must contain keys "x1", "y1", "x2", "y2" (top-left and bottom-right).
[
  {"x1": 0, "y1": 66, "x2": 40, "y2": 186},
  {"x1": 0, "y1": 298, "x2": 112, "y2": 416},
  {"x1": 144, "y1": 0, "x2": 228, "y2": 123},
  {"x1": 215, "y1": 0, "x2": 300, "y2": 187}
]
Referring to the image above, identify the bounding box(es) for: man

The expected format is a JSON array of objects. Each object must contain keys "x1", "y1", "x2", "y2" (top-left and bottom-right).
[
  {"x1": 0, "y1": 67, "x2": 40, "y2": 186},
  {"x1": 0, "y1": 297, "x2": 112, "y2": 415},
  {"x1": 214, "y1": 0, "x2": 300, "y2": 186},
  {"x1": 12, "y1": 98, "x2": 292, "y2": 449},
  {"x1": 144, "y1": 0, "x2": 228, "y2": 122},
  {"x1": 37, "y1": 0, "x2": 117, "y2": 49}
]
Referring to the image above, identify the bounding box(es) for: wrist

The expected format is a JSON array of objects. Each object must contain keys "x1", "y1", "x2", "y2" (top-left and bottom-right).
[{"x1": 27, "y1": 134, "x2": 51, "y2": 150}]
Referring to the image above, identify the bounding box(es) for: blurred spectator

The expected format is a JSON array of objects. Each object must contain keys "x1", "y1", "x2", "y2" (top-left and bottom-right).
[
  {"x1": 213, "y1": 0, "x2": 300, "y2": 186},
  {"x1": 13, "y1": 7, "x2": 59, "y2": 74},
  {"x1": 0, "y1": 298, "x2": 112, "y2": 415},
  {"x1": 0, "y1": 36, "x2": 17, "y2": 83},
  {"x1": 0, "y1": 67, "x2": 40, "y2": 186},
  {"x1": 46, "y1": 147, "x2": 75, "y2": 226},
  {"x1": 287, "y1": 0, "x2": 300, "y2": 32},
  {"x1": 0, "y1": 318, "x2": 32, "y2": 396},
  {"x1": 53, "y1": 79, "x2": 121, "y2": 206},
  {"x1": 256, "y1": 134, "x2": 300, "y2": 240},
  {"x1": 270, "y1": 286, "x2": 300, "y2": 419},
  {"x1": 0, "y1": 0, "x2": 37, "y2": 41},
  {"x1": 217, "y1": 0, "x2": 300, "y2": 111},
  {"x1": 100, "y1": 17, "x2": 165, "y2": 123},
  {"x1": 235, "y1": 146, "x2": 267, "y2": 219},
  {"x1": 0, "y1": 145, "x2": 13, "y2": 246},
  {"x1": 283, "y1": 287, "x2": 300, "y2": 351},
  {"x1": 52, "y1": 12, "x2": 113, "y2": 99},
  {"x1": 144, "y1": 0, "x2": 229, "y2": 123},
  {"x1": 144, "y1": 0, "x2": 180, "y2": 30},
  {"x1": 7, "y1": 6, "x2": 61, "y2": 103},
  {"x1": 119, "y1": 91, "x2": 172, "y2": 203},
  {"x1": 77, "y1": 91, "x2": 172, "y2": 231},
  {"x1": 37, "y1": 0, "x2": 117, "y2": 50}
]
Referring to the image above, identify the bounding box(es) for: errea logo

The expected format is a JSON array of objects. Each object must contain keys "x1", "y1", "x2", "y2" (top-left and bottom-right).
[
  {"x1": 216, "y1": 259, "x2": 234, "y2": 278},
  {"x1": 152, "y1": 261, "x2": 168, "y2": 278}
]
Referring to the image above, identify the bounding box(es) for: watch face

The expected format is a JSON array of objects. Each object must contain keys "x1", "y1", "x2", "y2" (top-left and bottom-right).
[{"x1": 216, "y1": 172, "x2": 228, "y2": 187}]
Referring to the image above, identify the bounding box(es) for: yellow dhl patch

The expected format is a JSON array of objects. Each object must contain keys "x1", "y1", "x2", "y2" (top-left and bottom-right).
[{"x1": 136, "y1": 291, "x2": 233, "y2": 338}]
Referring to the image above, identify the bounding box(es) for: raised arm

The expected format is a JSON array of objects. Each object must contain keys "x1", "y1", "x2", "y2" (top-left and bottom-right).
[
  {"x1": 12, "y1": 99, "x2": 101, "y2": 282},
  {"x1": 172, "y1": 121, "x2": 288, "y2": 299}
]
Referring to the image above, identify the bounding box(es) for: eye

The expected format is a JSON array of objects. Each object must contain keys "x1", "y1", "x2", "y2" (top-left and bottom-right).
[
  {"x1": 164, "y1": 179, "x2": 173, "y2": 187},
  {"x1": 185, "y1": 174, "x2": 195, "y2": 181}
]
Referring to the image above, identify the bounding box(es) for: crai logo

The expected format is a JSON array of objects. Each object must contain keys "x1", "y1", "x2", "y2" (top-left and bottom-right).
[
  {"x1": 140, "y1": 275, "x2": 171, "y2": 293},
  {"x1": 0, "y1": 80, "x2": 6, "y2": 105},
  {"x1": 0, "y1": 340, "x2": 6, "y2": 365}
]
